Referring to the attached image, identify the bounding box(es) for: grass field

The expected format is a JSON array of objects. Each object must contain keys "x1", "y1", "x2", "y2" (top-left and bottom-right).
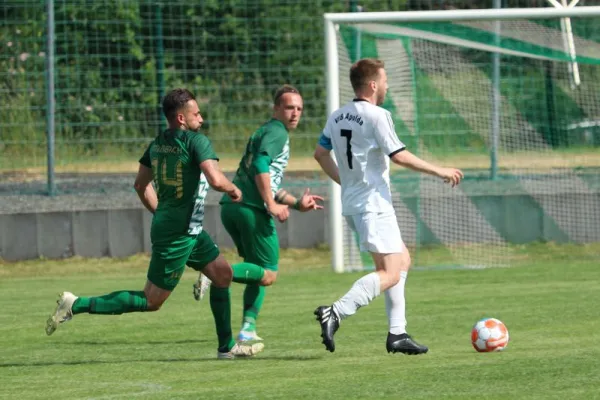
[{"x1": 1, "y1": 245, "x2": 599, "y2": 400}]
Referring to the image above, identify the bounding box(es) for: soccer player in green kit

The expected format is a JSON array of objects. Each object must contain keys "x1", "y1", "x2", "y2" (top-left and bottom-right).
[
  {"x1": 45, "y1": 88, "x2": 264, "y2": 359},
  {"x1": 194, "y1": 85, "x2": 324, "y2": 342}
]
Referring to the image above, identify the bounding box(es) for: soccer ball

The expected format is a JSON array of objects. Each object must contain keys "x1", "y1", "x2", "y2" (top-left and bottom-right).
[{"x1": 471, "y1": 318, "x2": 509, "y2": 352}]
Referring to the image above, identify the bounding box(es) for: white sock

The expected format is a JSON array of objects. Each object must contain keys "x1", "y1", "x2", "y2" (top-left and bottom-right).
[
  {"x1": 333, "y1": 272, "x2": 381, "y2": 320},
  {"x1": 385, "y1": 271, "x2": 408, "y2": 335}
]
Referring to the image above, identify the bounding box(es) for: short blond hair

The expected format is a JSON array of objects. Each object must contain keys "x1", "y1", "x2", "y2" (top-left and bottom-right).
[{"x1": 350, "y1": 58, "x2": 385, "y2": 91}]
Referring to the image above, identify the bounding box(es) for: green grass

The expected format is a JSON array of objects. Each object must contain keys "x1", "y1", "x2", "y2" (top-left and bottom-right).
[{"x1": 1, "y1": 245, "x2": 599, "y2": 399}]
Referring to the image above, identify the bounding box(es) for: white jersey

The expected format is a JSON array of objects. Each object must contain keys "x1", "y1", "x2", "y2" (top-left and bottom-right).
[{"x1": 320, "y1": 99, "x2": 405, "y2": 216}]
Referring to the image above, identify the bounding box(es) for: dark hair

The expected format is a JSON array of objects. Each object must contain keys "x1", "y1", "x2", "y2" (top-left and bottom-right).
[
  {"x1": 162, "y1": 88, "x2": 196, "y2": 121},
  {"x1": 273, "y1": 84, "x2": 301, "y2": 106},
  {"x1": 350, "y1": 58, "x2": 385, "y2": 91}
]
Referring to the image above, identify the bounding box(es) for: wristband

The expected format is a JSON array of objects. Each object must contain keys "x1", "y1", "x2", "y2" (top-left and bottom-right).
[
  {"x1": 292, "y1": 199, "x2": 301, "y2": 210},
  {"x1": 274, "y1": 189, "x2": 288, "y2": 204}
]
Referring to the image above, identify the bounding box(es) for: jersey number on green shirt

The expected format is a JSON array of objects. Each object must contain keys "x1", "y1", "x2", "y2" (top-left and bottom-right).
[{"x1": 152, "y1": 158, "x2": 183, "y2": 199}]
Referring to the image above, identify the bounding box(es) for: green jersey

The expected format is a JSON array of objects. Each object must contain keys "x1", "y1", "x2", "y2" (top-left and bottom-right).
[
  {"x1": 139, "y1": 129, "x2": 217, "y2": 244},
  {"x1": 221, "y1": 118, "x2": 289, "y2": 210}
]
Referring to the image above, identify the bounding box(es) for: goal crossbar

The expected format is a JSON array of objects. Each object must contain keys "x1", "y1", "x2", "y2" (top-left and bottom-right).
[{"x1": 324, "y1": 6, "x2": 600, "y2": 24}]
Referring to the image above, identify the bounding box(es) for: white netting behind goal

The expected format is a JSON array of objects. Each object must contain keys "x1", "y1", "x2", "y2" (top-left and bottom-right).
[{"x1": 333, "y1": 13, "x2": 600, "y2": 271}]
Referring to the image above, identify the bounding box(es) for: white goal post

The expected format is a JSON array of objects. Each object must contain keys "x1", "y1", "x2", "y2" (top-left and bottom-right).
[{"x1": 324, "y1": 6, "x2": 600, "y2": 273}]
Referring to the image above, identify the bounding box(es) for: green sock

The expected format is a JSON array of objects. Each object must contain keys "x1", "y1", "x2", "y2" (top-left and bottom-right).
[
  {"x1": 210, "y1": 286, "x2": 235, "y2": 352},
  {"x1": 71, "y1": 291, "x2": 148, "y2": 315},
  {"x1": 232, "y1": 262, "x2": 265, "y2": 284},
  {"x1": 241, "y1": 284, "x2": 265, "y2": 332}
]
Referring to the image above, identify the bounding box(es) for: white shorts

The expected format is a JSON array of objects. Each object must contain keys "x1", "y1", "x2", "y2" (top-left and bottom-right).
[{"x1": 345, "y1": 211, "x2": 404, "y2": 254}]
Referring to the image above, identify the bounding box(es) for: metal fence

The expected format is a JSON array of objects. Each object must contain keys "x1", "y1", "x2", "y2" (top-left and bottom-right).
[{"x1": 1, "y1": 0, "x2": 600, "y2": 197}]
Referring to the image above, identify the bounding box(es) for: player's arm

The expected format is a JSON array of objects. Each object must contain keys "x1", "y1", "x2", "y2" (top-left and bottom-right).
[
  {"x1": 133, "y1": 164, "x2": 158, "y2": 214},
  {"x1": 253, "y1": 154, "x2": 289, "y2": 222},
  {"x1": 374, "y1": 112, "x2": 463, "y2": 187},
  {"x1": 191, "y1": 134, "x2": 241, "y2": 201},
  {"x1": 200, "y1": 159, "x2": 241, "y2": 202},
  {"x1": 314, "y1": 131, "x2": 341, "y2": 184},
  {"x1": 274, "y1": 188, "x2": 324, "y2": 212},
  {"x1": 254, "y1": 129, "x2": 294, "y2": 222},
  {"x1": 314, "y1": 145, "x2": 340, "y2": 185},
  {"x1": 390, "y1": 150, "x2": 463, "y2": 187}
]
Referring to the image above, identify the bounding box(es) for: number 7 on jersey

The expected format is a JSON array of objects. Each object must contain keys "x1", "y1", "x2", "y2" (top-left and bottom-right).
[{"x1": 341, "y1": 129, "x2": 353, "y2": 169}]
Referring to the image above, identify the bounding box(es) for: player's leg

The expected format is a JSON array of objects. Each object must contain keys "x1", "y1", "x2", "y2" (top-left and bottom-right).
[
  {"x1": 45, "y1": 288, "x2": 151, "y2": 336},
  {"x1": 221, "y1": 204, "x2": 270, "y2": 284},
  {"x1": 370, "y1": 219, "x2": 427, "y2": 355},
  {"x1": 221, "y1": 203, "x2": 279, "y2": 341},
  {"x1": 192, "y1": 272, "x2": 211, "y2": 301},
  {"x1": 236, "y1": 206, "x2": 279, "y2": 340},
  {"x1": 239, "y1": 267, "x2": 278, "y2": 342},
  {"x1": 383, "y1": 245, "x2": 409, "y2": 336},
  {"x1": 187, "y1": 231, "x2": 264, "y2": 358},
  {"x1": 45, "y1": 241, "x2": 192, "y2": 336},
  {"x1": 373, "y1": 247, "x2": 427, "y2": 354},
  {"x1": 192, "y1": 203, "x2": 245, "y2": 301},
  {"x1": 356, "y1": 213, "x2": 427, "y2": 354},
  {"x1": 197, "y1": 203, "x2": 261, "y2": 301},
  {"x1": 187, "y1": 232, "x2": 234, "y2": 353},
  {"x1": 191, "y1": 205, "x2": 240, "y2": 301},
  {"x1": 314, "y1": 215, "x2": 367, "y2": 352},
  {"x1": 204, "y1": 256, "x2": 264, "y2": 359},
  {"x1": 323, "y1": 211, "x2": 426, "y2": 354},
  {"x1": 315, "y1": 212, "x2": 406, "y2": 352}
]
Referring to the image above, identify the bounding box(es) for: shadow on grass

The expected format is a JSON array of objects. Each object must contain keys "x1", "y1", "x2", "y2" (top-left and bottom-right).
[
  {"x1": 66, "y1": 339, "x2": 212, "y2": 346},
  {"x1": 0, "y1": 354, "x2": 322, "y2": 368}
]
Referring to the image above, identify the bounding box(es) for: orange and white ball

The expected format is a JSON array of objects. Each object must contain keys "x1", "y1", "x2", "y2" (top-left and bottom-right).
[{"x1": 471, "y1": 318, "x2": 509, "y2": 352}]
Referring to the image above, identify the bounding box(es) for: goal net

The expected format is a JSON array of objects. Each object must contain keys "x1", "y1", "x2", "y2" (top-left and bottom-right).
[{"x1": 325, "y1": 7, "x2": 600, "y2": 272}]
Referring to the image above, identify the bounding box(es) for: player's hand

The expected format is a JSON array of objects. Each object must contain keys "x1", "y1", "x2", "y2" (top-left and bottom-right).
[
  {"x1": 227, "y1": 185, "x2": 242, "y2": 202},
  {"x1": 439, "y1": 168, "x2": 464, "y2": 187},
  {"x1": 298, "y1": 188, "x2": 324, "y2": 212},
  {"x1": 268, "y1": 203, "x2": 290, "y2": 223}
]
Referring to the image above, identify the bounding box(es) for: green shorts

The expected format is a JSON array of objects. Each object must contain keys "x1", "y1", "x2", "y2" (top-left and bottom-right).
[
  {"x1": 220, "y1": 203, "x2": 279, "y2": 271},
  {"x1": 147, "y1": 230, "x2": 220, "y2": 291}
]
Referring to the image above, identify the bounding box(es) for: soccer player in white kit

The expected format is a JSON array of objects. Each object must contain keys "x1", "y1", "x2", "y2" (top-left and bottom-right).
[{"x1": 313, "y1": 58, "x2": 463, "y2": 354}]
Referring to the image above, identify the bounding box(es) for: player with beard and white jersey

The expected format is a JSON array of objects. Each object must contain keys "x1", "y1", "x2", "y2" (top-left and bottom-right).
[{"x1": 313, "y1": 58, "x2": 464, "y2": 355}]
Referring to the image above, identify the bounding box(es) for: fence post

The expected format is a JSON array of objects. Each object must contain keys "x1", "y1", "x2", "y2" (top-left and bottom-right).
[
  {"x1": 45, "y1": 0, "x2": 56, "y2": 196},
  {"x1": 155, "y1": 2, "x2": 166, "y2": 134},
  {"x1": 490, "y1": 0, "x2": 501, "y2": 181}
]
